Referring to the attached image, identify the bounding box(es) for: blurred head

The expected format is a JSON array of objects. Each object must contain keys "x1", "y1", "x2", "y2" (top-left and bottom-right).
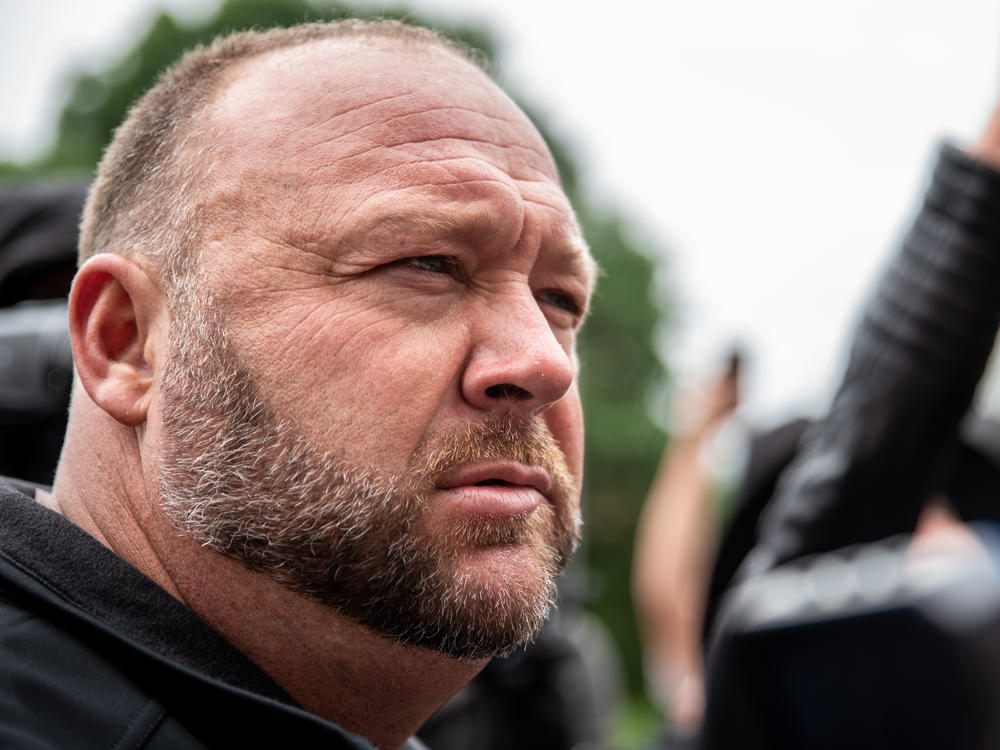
[{"x1": 74, "y1": 20, "x2": 596, "y2": 658}]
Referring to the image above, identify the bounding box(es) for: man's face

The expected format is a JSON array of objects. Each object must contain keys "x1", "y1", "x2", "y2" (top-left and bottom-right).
[{"x1": 157, "y1": 40, "x2": 595, "y2": 658}]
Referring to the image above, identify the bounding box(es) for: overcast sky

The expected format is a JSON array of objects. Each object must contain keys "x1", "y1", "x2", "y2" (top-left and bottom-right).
[{"x1": 3, "y1": 0, "x2": 999, "y2": 428}]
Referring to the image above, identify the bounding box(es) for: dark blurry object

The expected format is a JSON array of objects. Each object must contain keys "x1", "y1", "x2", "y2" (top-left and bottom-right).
[
  {"x1": 0, "y1": 185, "x2": 83, "y2": 305},
  {"x1": 0, "y1": 184, "x2": 83, "y2": 482},
  {"x1": 701, "y1": 418, "x2": 810, "y2": 641},
  {"x1": 702, "y1": 530, "x2": 1000, "y2": 749},
  {"x1": 0, "y1": 301, "x2": 72, "y2": 482},
  {"x1": 419, "y1": 600, "x2": 621, "y2": 750},
  {"x1": 702, "y1": 414, "x2": 1000, "y2": 641},
  {"x1": 724, "y1": 348, "x2": 742, "y2": 380},
  {"x1": 0, "y1": 301, "x2": 73, "y2": 423}
]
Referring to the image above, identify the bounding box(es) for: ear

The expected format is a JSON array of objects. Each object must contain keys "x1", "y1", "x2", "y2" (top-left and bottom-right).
[{"x1": 69, "y1": 254, "x2": 167, "y2": 427}]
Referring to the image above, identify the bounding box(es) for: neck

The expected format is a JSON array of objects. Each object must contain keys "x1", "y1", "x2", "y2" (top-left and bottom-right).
[
  {"x1": 148, "y1": 525, "x2": 486, "y2": 749},
  {"x1": 51, "y1": 403, "x2": 187, "y2": 599}
]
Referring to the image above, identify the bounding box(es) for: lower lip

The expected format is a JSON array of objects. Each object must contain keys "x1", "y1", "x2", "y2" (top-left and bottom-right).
[{"x1": 437, "y1": 485, "x2": 544, "y2": 518}]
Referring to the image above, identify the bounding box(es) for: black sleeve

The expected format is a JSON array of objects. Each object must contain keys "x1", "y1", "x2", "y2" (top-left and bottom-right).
[{"x1": 745, "y1": 144, "x2": 1000, "y2": 574}]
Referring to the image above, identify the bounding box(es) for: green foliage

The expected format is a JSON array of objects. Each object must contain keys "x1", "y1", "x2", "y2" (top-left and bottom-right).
[
  {"x1": 0, "y1": 161, "x2": 30, "y2": 180},
  {"x1": 577, "y1": 203, "x2": 668, "y2": 691},
  {"x1": 11, "y1": 0, "x2": 672, "y2": 701},
  {"x1": 609, "y1": 692, "x2": 665, "y2": 750}
]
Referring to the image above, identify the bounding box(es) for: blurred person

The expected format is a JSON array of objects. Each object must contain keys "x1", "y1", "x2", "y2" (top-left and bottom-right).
[
  {"x1": 636, "y1": 404, "x2": 1000, "y2": 749},
  {"x1": 700, "y1": 98, "x2": 1000, "y2": 749},
  {"x1": 0, "y1": 19, "x2": 598, "y2": 750},
  {"x1": 740, "y1": 112, "x2": 1000, "y2": 579},
  {"x1": 632, "y1": 355, "x2": 741, "y2": 743},
  {"x1": 638, "y1": 90, "x2": 1000, "y2": 749}
]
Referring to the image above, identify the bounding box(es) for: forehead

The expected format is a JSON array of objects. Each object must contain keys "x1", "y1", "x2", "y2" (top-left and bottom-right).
[
  {"x1": 205, "y1": 39, "x2": 559, "y2": 187},
  {"x1": 204, "y1": 40, "x2": 584, "y2": 232}
]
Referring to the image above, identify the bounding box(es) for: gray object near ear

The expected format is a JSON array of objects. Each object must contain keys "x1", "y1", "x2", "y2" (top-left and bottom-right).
[{"x1": 0, "y1": 300, "x2": 71, "y2": 424}]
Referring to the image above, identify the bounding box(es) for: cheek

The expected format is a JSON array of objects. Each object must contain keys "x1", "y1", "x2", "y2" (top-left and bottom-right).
[{"x1": 231, "y1": 301, "x2": 470, "y2": 464}]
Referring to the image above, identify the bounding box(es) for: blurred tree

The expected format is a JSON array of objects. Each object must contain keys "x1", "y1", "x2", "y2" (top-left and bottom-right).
[{"x1": 0, "y1": 0, "x2": 672, "y2": 714}]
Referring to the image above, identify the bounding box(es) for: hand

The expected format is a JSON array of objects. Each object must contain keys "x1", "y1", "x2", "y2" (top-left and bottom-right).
[
  {"x1": 971, "y1": 104, "x2": 1000, "y2": 170},
  {"x1": 674, "y1": 353, "x2": 741, "y2": 440}
]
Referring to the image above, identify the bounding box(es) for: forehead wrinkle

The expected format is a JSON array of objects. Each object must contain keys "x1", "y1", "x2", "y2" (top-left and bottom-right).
[
  {"x1": 334, "y1": 176, "x2": 523, "y2": 230},
  {"x1": 311, "y1": 101, "x2": 529, "y2": 141},
  {"x1": 292, "y1": 108, "x2": 553, "y2": 172},
  {"x1": 374, "y1": 131, "x2": 549, "y2": 164},
  {"x1": 348, "y1": 152, "x2": 553, "y2": 199},
  {"x1": 211, "y1": 39, "x2": 473, "y2": 123},
  {"x1": 217, "y1": 58, "x2": 538, "y2": 155},
  {"x1": 304, "y1": 89, "x2": 418, "y2": 131},
  {"x1": 229, "y1": 108, "x2": 555, "y2": 197},
  {"x1": 327, "y1": 144, "x2": 554, "y2": 190}
]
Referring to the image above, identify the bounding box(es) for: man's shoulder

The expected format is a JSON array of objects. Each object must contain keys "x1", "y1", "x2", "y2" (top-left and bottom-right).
[
  {"x1": 0, "y1": 476, "x2": 376, "y2": 749},
  {"x1": 0, "y1": 588, "x2": 374, "y2": 748},
  {"x1": 0, "y1": 584, "x2": 205, "y2": 748},
  {"x1": 0, "y1": 478, "x2": 185, "y2": 745}
]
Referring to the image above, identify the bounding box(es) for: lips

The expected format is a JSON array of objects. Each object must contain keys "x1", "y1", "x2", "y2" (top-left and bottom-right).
[
  {"x1": 436, "y1": 462, "x2": 553, "y2": 517},
  {"x1": 438, "y1": 462, "x2": 552, "y2": 496}
]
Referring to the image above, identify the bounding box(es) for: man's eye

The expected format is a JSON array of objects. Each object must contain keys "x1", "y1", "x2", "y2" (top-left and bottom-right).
[
  {"x1": 537, "y1": 290, "x2": 581, "y2": 317},
  {"x1": 400, "y1": 256, "x2": 454, "y2": 274}
]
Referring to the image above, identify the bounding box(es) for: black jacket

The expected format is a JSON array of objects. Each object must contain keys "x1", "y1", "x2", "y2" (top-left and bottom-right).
[
  {"x1": 748, "y1": 144, "x2": 1000, "y2": 573},
  {"x1": 0, "y1": 478, "x2": 378, "y2": 749},
  {"x1": 699, "y1": 145, "x2": 1000, "y2": 750}
]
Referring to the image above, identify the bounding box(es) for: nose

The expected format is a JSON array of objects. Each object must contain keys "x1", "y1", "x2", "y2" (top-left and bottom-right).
[{"x1": 462, "y1": 294, "x2": 576, "y2": 416}]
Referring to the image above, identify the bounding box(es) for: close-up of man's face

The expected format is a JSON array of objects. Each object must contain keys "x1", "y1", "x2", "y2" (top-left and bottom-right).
[{"x1": 153, "y1": 37, "x2": 596, "y2": 659}]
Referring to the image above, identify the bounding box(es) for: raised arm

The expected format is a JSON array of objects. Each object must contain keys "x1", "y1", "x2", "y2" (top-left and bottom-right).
[
  {"x1": 744, "y1": 124, "x2": 1000, "y2": 576},
  {"x1": 632, "y1": 359, "x2": 740, "y2": 731}
]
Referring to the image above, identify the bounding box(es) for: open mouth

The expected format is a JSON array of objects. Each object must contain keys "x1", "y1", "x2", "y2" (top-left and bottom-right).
[{"x1": 475, "y1": 478, "x2": 513, "y2": 487}]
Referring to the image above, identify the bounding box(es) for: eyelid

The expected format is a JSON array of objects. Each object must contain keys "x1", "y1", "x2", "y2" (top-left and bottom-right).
[
  {"x1": 406, "y1": 255, "x2": 467, "y2": 278},
  {"x1": 536, "y1": 288, "x2": 587, "y2": 325},
  {"x1": 399, "y1": 255, "x2": 446, "y2": 271}
]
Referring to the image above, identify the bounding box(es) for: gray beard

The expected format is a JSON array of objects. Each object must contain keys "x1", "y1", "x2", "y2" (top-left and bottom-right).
[{"x1": 157, "y1": 299, "x2": 581, "y2": 659}]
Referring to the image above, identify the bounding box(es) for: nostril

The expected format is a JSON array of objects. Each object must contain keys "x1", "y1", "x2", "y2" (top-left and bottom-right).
[{"x1": 485, "y1": 383, "x2": 532, "y2": 401}]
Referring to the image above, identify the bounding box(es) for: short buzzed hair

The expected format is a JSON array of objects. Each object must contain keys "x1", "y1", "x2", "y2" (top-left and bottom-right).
[{"x1": 78, "y1": 19, "x2": 480, "y2": 288}]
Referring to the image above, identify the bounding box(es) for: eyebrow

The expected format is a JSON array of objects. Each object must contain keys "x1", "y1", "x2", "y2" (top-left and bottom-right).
[
  {"x1": 359, "y1": 210, "x2": 599, "y2": 290},
  {"x1": 361, "y1": 207, "x2": 507, "y2": 242}
]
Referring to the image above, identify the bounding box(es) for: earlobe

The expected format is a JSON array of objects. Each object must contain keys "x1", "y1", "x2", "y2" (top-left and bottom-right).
[{"x1": 69, "y1": 254, "x2": 166, "y2": 427}]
